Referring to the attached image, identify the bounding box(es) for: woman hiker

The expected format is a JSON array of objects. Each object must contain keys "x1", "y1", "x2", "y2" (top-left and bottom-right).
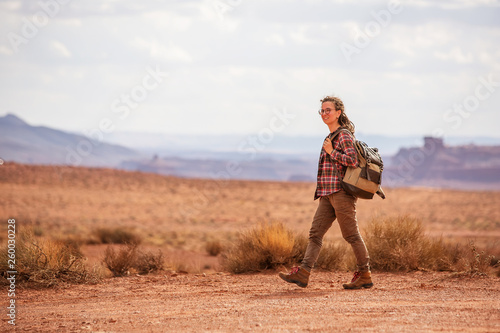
[{"x1": 279, "y1": 96, "x2": 373, "y2": 290}]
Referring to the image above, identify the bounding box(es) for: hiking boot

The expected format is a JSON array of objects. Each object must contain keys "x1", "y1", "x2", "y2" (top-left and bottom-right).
[
  {"x1": 279, "y1": 266, "x2": 310, "y2": 288},
  {"x1": 342, "y1": 271, "x2": 373, "y2": 289}
]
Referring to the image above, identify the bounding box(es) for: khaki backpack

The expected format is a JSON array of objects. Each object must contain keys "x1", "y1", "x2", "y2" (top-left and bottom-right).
[{"x1": 330, "y1": 129, "x2": 386, "y2": 200}]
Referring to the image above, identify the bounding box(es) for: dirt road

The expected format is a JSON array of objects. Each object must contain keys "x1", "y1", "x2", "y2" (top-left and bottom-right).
[{"x1": 12, "y1": 271, "x2": 500, "y2": 332}]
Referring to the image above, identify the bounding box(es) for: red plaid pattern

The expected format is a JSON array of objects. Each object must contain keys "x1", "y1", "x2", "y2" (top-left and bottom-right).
[{"x1": 314, "y1": 130, "x2": 358, "y2": 199}]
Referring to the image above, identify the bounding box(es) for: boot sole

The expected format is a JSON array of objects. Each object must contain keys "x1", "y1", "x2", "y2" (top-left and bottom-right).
[
  {"x1": 343, "y1": 283, "x2": 374, "y2": 290},
  {"x1": 279, "y1": 275, "x2": 308, "y2": 288}
]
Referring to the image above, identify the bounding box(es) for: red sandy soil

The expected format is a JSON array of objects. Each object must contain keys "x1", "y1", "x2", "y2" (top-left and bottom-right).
[
  {"x1": 2, "y1": 164, "x2": 500, "y2": 332},
  {"x1": 12, "y1": 271, "x2": 500, "y2": 332}
]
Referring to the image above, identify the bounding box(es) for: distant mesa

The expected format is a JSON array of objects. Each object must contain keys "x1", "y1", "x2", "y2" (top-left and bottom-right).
[
  {"x1": 424, "y1": 136, "x2": 444, "y2": 151},
  {"x1": 384, "y1": 136, "x2": 500, "y2": 190},
  {"x1": 1, "y1": 114, "x2": 499, "y2": 190}
]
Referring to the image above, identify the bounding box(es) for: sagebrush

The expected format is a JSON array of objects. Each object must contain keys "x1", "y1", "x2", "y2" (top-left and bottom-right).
[
  {"x1": 103, "y1": 244, "x2": 165, "y2": 276},
  {"x1": 0, "y1": 230, "x2": 101, "y2": 288},
  {"x1": 222, "y1": 217, "x2": 498, "y2": 276},
  {"x1": 93, "y1": 227, "x2": 142, "y2": 245},
  {"x1": 364, "y1": 216, "x2": 451, "y2": 271},
  {"x1": 206, "y1": 240, "x2": 224, "y2": 256},
  {"x1": 221, "y1": 222, "x2": 295, "y2": 273},
  {"x1": 222, "y1": 222, "x2": 348, "y2": 273}
]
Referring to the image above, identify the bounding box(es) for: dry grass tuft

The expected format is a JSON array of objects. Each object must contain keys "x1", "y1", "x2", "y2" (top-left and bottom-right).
[
  {"x1": 364, "y1": 216, "x2": 499, "y2": 276},
  {"x1": 0, "y1": 230, "x2": 101, "y2": 288},
  {"x1": 103, "y1": 244, "x2": 138, "y2": 277},
  {"x1": 93, "y1": 227, "x2": 142, "y2": 245},
  {"x1": 205, "y1": 240, "x2": 224, "y2": 256},
  {"x1": 222, "y1": 222, "x2": 295, "y2": 273},
  {"x1": 222, "y1": 222, "x2": 349, "y2": 273},
  {"x1": 135, "y1": 249, "x2": 165, "y2": 274},
  {"x1": 364, "y1": 215, "x2": 451, "y2": 272},
  {"x1": 451, "y1": 241, "x2": 495, "y2": 278},
  {"x1": 102, "y1": 244, "x2": 165, "y2": 277},
  {"x1": 291, "y1": 234, "x2": 348, "y2": 271},
  {"x1": 315, "y1": 241, "x2": 349, "y2": 271},
  {"x1": 221, "y1": 217, "x2": 499, "y2": 276}
]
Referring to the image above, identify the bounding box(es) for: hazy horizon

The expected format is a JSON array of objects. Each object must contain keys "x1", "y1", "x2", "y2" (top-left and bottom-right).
[{"x1": 3, "y1": 112, "x2": 500, "y2": 159}]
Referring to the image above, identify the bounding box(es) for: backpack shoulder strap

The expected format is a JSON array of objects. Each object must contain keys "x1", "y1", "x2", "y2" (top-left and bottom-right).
[{"x1": 328, "y1": 127, "x2": 353, "y2": 141}]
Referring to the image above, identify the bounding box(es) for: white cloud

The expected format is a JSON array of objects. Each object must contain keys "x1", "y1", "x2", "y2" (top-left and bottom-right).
[
  {"x1": 153, "y1": 42, "x2": 193, "y2": 63},
  {"x1": 0, "y1": 1, "x2": 21, "y2": 11},
  {"x1": 384, "y1": 22, "x2": 454, "y2": 58},
  {"x1": 264, "y1": 33, "x2": 286, "y2": 46},
  {"x1": 289, "y1": 25, "x2": 316, "y2": 45},
  {"x1": 50, "y1": 40, "x2": 71, "y2": 58},
  {"x1": 478, "y1": 51, "x2": 500, "y2": 71},
  {"x1": 60, "y1": 18, "x2": 83, "y2": 27},
  {"x1": 142, "y1": 11, "x2": 193, "y2": 31},
  {"x1": 1, "y1": 0, "x2": 499, "y2": 139},
  {"x1": 406, "y1": 0, "x2": 500, "y2": 9},
  {"x1": 0, "y1": 45, "x2": 14, "y2": 55},
  {"x1": 434, "y1": 47, "x2": 474, "y2": 64},
  {"x1": 130, "y1": 38, "x2": 193, "y2": 63}
]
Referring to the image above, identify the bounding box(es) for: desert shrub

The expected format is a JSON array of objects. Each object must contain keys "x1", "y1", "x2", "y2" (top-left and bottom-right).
[
  {"x1": 0, "y1": 231, "x2": 101, "y2": 288},
  {"x1": 102, "y1": 244, "x2": 165, "y2": 276},
  {"x1": 206, "y1": 240, "x2": 223, "y2": 256},
  {"x1": 364, "y1": 215, "x2": 450, "y2": 272},
  {"x1": 57, "y1": 237, "x2": 85, "y2": 259},
  {"x1": 93, "y1": 227, "x2": 142, "y2": 245},
  {"x1": 315, "y1": 241, "x2": 349, "y2": 271},
  {"x1": 492, "y1": 247, "x2": 500, "y2": 277},
  {"x1": 291, "y1": 234, "x2": 308, "y2": 263},
  {"x1": 135, "y1": 249, "x2": 165, "y2": 274},
  {"x1": 103, "y1": 244, "x2": 138, "y2": 276},
  {"x1": 452, "y1": 241, "x2": 495, "y2": 277},
  {"x1": 291, "y1": 234, "x2": 348, "y2": 271},
  {"x1": 221, "y1": 217, "x2": 498, "y2": 275},
  {"x1": 222, "y1": 222, "x2": 295, "y2": 273},
  {"x1": 222, "y1": 222, "x2": 349, "y2": 273}
]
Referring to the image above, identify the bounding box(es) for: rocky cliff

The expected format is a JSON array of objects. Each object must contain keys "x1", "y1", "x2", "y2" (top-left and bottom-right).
[{"x1": 384, "y1": 137, "x2": 500, "y2": 190}]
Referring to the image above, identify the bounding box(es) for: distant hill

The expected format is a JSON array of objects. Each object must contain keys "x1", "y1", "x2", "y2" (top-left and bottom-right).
[
  {"x1": 0, "y1": 114, "x2": 142, "y2": 167},
  {"x1": 2, "y1": 114, "x2": 499, "y2": 189},
  {"x1": 384, "y1": 137, "x2": 500, "y2": 190},
  {"x1": 104, "y1": 130, "x2": 500, "y2": 157},
  {"x1": 120, "y1": 156, "x2": 317, "y2": 182},
  {"x1": 121, "y1": 137, "x2": 500, "y2": 188}
]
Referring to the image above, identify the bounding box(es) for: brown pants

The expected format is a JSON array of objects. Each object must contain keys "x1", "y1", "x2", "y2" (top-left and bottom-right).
[{"x1": 301, "y1": 190, "x2": 370, "y2": 272}]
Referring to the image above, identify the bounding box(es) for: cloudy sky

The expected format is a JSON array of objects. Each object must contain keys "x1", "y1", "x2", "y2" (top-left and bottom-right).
[{"x1": 1, "y1": 0, "x2": 499, "y2": 141}]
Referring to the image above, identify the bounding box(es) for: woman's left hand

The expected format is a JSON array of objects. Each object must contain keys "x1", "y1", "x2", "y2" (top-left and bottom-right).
[{"x1": 323, "y1": 137, "x2": 333, "y2": 155}]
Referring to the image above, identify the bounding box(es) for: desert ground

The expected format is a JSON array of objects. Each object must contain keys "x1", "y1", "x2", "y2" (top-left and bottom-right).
[
  {"x1": 1, "y1": 163, "x2": 499, "y2": 332},
  {"x1": 17, "y1": 271, "x2": 500, "y2": 332}
]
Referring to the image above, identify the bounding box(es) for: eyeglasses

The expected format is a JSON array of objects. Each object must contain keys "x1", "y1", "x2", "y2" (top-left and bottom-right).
[{"x1": 318, "y1": 108, "x2": 333, "y2": 115}]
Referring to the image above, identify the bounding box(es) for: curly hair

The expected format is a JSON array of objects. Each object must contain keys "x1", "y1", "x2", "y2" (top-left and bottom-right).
[{"x1": 320, "y1": 96, "x2": 355, "y2": 134}]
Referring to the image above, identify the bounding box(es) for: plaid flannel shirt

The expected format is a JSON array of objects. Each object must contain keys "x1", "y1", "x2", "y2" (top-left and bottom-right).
[{"x1": 314, "y1": 129, "x2": 358, "y2": 200}]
